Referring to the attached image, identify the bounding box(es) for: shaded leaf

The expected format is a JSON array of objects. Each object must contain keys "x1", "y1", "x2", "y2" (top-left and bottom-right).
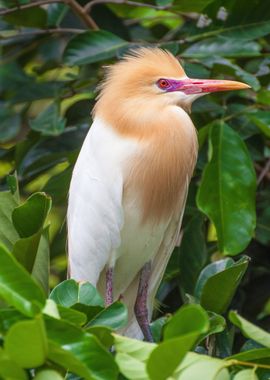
[
  {"x1": 30, "y1": 102, "x2": 66, "y2": 136},
  {"x1": 4, "y1": 7, "x2": 47, "y2": 28},
  {"x1": 64, "y1": 30, "x2": 128, "y2": 66},
  {"x1": 229, "y1": 311, "x2": 270, "y2": 348},
  {"x1": 12, "y1": 192, "x2": 51, "y2": 238}
]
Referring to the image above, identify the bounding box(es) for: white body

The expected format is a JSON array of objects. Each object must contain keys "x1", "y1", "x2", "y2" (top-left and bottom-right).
[{"x1": 68, "y1": 117, "x2": 188, "y2": 338}]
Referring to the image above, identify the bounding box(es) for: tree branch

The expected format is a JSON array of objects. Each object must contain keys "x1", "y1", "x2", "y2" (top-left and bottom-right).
[
  {"x1": 84, "y1": 0, "x2": 170, "y2": 13},
  {"x1": 0, "y1": 0, "x2": 99, "y2": 30},
  {"x1": 257, "y1": 158, "x2": 270, "y2": 184}
]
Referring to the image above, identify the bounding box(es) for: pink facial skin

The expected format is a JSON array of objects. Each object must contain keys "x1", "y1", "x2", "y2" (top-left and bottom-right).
[{"x1": 157, "y1": 78, "x2": 250, "y2": 95}]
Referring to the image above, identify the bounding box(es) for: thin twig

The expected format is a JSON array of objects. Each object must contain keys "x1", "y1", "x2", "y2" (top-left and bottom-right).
[
  {"x1": 257, "y1": 158, "x2": 270, "y2": 184},
  {"x1": 84, "y1": 0, "x2": 170, "y2": 13},
  {"x1": 66, "y1": 0, "x2": 98, "y2": 30},
  {"x1": 0, "y1": 0, "x2": 99, "y2": 30},
  {"x1": 0, "y1": 28, "x2": 85, "y2": 39},
  {"x1": 0, "y1": 0, "x2": 62, "y2": 14}
]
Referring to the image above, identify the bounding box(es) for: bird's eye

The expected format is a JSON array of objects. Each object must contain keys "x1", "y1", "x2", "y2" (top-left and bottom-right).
[{"x1": 157, "y1": 79, "x2": 170, "y2": 89}]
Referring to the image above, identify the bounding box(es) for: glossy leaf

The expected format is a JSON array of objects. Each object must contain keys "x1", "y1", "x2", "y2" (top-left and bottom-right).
[
  {"x1": 0, "y1": 244, "x2": 45, "y2": 316},
  {"x1": 183, "y1": 38, "x2": 260, "y2": 58},
  {"x1": 50, "y1": 279, "x2": 104, "y2": 307},
  {"x1": 87, "y1": 301, "x2": 128, "y2": 329},
  {"x1": 12, "y1": 192, "x2": 51, "y2": 238},
  {"x1": 45, "y1": 317, "x2": 118, "y2": 380},
  {"x1": 147, "y1": 305, "x2": 209, "y2": 380},
  {"x1": 5, "y1": 316, "x2": 48, "y2": 368},
  {"x1": 197, "y1": 257, "x2": 249, "y2": 314},
  {"x1": 197, "y1": 122, "x2": 256, "y2": 255},
  {"x1": 64, "y1": 30, "x2": 128, "y2": 66},
  {"x1": 229, "y1": 311, "x2": 270, "y2": 348}
]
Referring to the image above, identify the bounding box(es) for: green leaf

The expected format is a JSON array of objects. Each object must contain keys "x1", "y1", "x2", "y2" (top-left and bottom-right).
[
  {"x1": 195, "y1": 257, "x2": 249, "y2": 314},
  {"x1": 34, "y1": 369, "x2": 64, "y2": 380},
  {"x1": 0, "y1": 350, "x2": 28, "y2": 380},
  {"x1": 197, "y1": 122, "x2": 256, "y2": 255},
  {"x1": 249, "y1": 111, "x2": 270, "y2": 137},
  {"x1": 5, "y1": 315, "x2": 48, "y2": 368},
  {"x1": 183, "y1": 38, "x2": 260, "y2": 58},
  {"x1": 30, "y1": 102, "x2": 66, "y2": 136},
  {"x1": 0, "y1": 191, "x2": 19, "y2": 252},
  {"x1": 163, "y1": 304, "x2": 209, "y2": 340},
  {"x1": 4, "y1": 7, "x2": 47, "y2": 27},
  {"x1": 174, "y1": 352, "x2": 230, "y2": 380},
  {"x1": 63, "y1": 30, "x2": 128, "y2": 66},
  {"x1": 219, "y1": 20, "x2": 270, "y2": 41},
  {"x1": 0, "y1": 244, "x2": 45, "y2": 316},
  {"x1": 229, "y1": 311, "x2": 270, "y2": 348},
  {"x1": 194, "y1": 258, "x2": 234, "y2": 299},
  {"x1": 12, "y1": 192, "x2": 51, "y2": 238},
  {"x1": 179, "y1": 214, "x2": 207, "y2": 294},
  {"x1": 0, "y1": 107, "x2": 20, "y2": 143},
  {"x1": 87, "y1": 301, "x2": 128, "y2": 330},
  {"x1": 45, "y1": 317, "x2": 118, "y2": 380},
  {"x1": 147, "y1": 305, "x2": 209, "y2": 380},
  {"x1": 50, "y1": 279, "x2": 104, "y2": 307},
  {"x1": 228, "y1": 348, "x2": 270, "y2": 362},
  {"x1": 172, "y1": 0, "x2": 214, "y2": 12},
  {"x1": 57, "y1": 305, "x2": 87, "y2": 326},
  {"x1": 86, "y1": 326, "x2": 114, "y2": 348},
  {"x1": 31, "y1": 227, "x2": 50, "y2": 293},
  {"x1": 114, "y1": 335, "x2": 156, "y2": 380},
  {"x1": 233, "y1": 369, "x2": 258, "y2": 380}
]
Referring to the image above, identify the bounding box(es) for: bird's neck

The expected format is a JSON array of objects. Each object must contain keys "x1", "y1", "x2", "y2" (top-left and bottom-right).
[{"x1": 95, "y1": 96, "x2": 198, "y2": 222}]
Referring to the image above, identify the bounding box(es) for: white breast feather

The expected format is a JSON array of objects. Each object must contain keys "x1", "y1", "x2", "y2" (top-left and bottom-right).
[{"x1": 67, "y1": 118, "x2": 139, "y2": 284}]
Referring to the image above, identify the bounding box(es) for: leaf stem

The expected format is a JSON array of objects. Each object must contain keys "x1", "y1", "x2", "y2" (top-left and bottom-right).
[{"x1": 227, "y1": 359, "x2": 270, "y2": 370}]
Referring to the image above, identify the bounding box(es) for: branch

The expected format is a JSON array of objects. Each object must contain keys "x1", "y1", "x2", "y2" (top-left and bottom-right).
[
  {"x1": 0, "y1": 0, "x2": 62, "y2": 15},
  {"x1": 0, "y1": 28, "x2": 85, "y2": 39},
  {"x1": 84, "y1": 0, "x2": 170, "y2": 13},
  {"x1": 0, "y1": 0, "x2": 99, "y2": 30},
  {"x1": 257, "y1": 158, "x2": 270, "y2": 184}
]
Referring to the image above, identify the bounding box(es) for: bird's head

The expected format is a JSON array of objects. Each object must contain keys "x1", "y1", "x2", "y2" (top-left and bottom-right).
[{"x1": 95, "y1": 47, "x2": 250, "y2": 116}]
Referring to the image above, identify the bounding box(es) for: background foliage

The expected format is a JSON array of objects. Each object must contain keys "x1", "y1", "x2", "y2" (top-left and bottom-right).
[{"x1": 0, "y1": 0, "x2": 270, "y2": 379}]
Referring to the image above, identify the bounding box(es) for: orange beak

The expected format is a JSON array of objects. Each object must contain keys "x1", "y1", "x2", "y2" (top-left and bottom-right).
[{"x1": 173, "y1": 78, "x2": 251, "y2": 95}]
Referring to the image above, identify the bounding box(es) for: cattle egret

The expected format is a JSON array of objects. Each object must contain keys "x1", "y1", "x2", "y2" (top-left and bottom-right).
[{"x1": 67, "y1": 48, "x2": 250, "y2": 341}]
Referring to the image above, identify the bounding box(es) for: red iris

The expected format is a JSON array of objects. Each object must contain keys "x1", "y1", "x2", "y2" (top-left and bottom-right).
[{"x1": 157, "y1": 78, "x2": 170, "y2": 89}]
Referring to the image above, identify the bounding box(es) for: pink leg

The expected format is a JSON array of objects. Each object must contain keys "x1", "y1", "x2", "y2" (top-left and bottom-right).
[
  {"x1": 105, "y1": 267, "x2": 113, "y2": 306},
  {"x1": 134, "y1": 261, "x2": 154, "y2": 342}
]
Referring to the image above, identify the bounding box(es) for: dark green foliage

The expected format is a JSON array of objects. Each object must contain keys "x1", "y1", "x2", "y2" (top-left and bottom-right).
[{"x1": 0, "y1": 0, "x2": 270, "y2": 379}]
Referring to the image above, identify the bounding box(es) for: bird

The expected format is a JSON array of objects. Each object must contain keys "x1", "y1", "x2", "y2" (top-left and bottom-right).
[{"x1": 67, "y1": 47, "x2": 250, "y2": 341}]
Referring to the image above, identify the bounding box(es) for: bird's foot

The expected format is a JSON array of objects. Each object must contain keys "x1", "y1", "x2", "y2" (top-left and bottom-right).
[
  {"x1": 134, "y1": 261, "x2": 154, "y2": 342},
  {"x1": 105, "y1": 267, "x2": 114, "y2": 306}
]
